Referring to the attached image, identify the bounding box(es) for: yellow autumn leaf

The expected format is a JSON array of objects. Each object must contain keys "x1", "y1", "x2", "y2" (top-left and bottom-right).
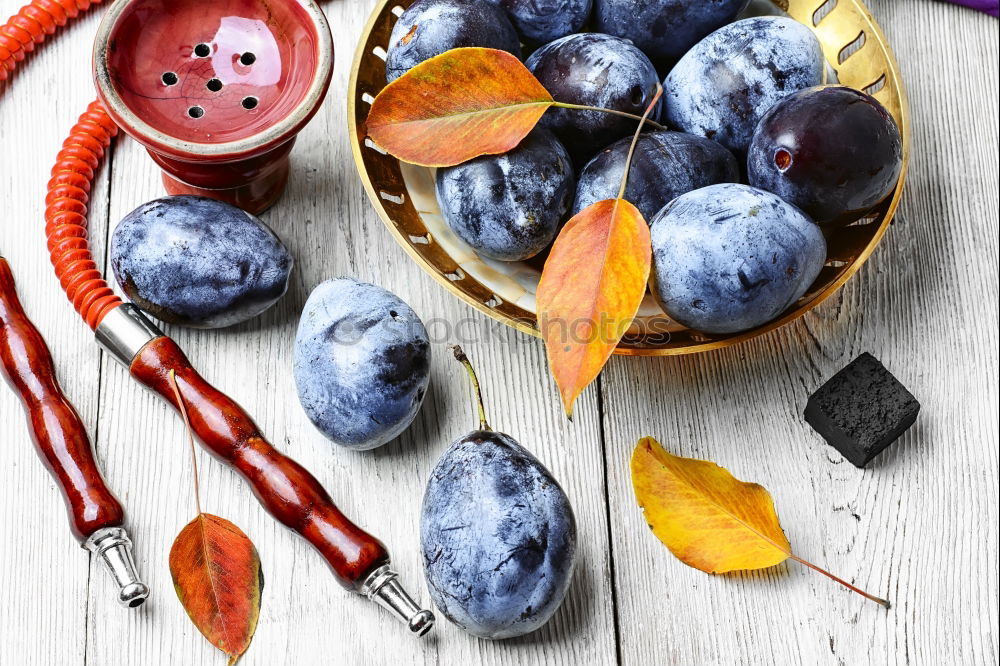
[
  {"x1": 630, "y1": 436, "x2": 890, "y2": 607},
  {"x1": 631, "y1": 436, "x2": 790, "y2": 573}
]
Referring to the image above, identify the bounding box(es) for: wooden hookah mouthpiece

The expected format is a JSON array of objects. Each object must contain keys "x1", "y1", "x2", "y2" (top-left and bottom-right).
[
  {"x1": 0, "y1": 258, "x2": 148, "y2": 608},
  {"x1": 96, "y1": 304, "x2": 435, "y2": 635}
]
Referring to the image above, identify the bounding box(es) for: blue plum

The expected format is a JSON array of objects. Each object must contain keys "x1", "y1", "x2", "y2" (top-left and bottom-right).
[
  {"x1": 110, "y1": 195, "x2": 292, "y2": 329},
  {"x1": 573, "y1": 130, "x2": 739, "y2": 222},
  {"x1": 525, "y1": 33, "x2": 662, "y2": 165},
  {"x1": 422, "y1": 430, "x2": 576, "y2": 638},
  {"x1": 649, "y1": 183, "x2": 827, "y2": 334},
  {"x1": 293, "y1": 278, "x2": 430, "y2": 450},
  {"x1": 385, "y1": 0, "x2": 521, "y2": 82},
  {"x1": 593, "y1": 0, "x2": 749, "y2": 66},
  {"x1": 748, "y1": 86, "x2": 903, "y2": 226},
  {"x1": 663, "y1": 17, "x2": 825, "y2": 154},
  {"x1": 435, "y1": 129, "x2": 574, "y2": 261},
  {"x1": 486, "y1": 0, "x2": 592, "y2": 44}
]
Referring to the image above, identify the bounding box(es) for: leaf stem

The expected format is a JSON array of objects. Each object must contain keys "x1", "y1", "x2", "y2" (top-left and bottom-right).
[
  {"x1": 790, "y1": 554, "x2": 890, "y2": 608},
  {"x1": 451, "y1": 345, "x2": 490, "y2": 431},
  {"x1": 169, "y1": 369, "x2": 203, "y2": 517},
  {"x1": 552, "y1": 101, "x2": 668, "y2": 132},
  {"x1": 617, "y1": 83, "x2": 664, "y2": 202}
]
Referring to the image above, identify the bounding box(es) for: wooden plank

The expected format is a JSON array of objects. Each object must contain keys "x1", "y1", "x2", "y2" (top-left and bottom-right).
[
  {"x1": 0, "y1": 7, "x2": 114, "y2": 664},
  {"x1": 81, "y1": 1, "x2": 618, "y2": 664},
  {"x1": 599, "y1": 1, "x2": 999, "y2": 664}
]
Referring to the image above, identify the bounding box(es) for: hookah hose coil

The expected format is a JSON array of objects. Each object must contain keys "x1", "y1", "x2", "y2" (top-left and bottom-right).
[
  {"x1": 46, "y1": 100, "x2": 122, "y2": 330},
  {"x1": 41, "y1": 100, "x2": 434, "y2": 633},
  {"x1": 1, "y1": 0, "x2": 104, "y2": 81},
  {"x1": 3, "y1": 3, "x2": 118, "y2": 328}
]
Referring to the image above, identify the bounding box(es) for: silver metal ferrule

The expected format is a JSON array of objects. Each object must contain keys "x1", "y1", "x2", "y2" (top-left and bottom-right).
[
  {"x1": 95, "y1": 304, "x2": 164, "y2": 367},
  {"x1": 83, "y1": 526, "x2": 150, "y2": 608},
  {"x1": 359, "y1": 564, "x2": 435, "y2": 637}
]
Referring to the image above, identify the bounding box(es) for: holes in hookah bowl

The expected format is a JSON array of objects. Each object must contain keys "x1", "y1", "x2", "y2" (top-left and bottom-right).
[{"x1": 172, "y1": 48, "x2": 261, "y2": 120}]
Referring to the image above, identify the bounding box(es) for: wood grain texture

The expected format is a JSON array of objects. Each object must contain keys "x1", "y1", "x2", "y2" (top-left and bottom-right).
[{"x1": 0, "y1": 0, "x2": 995, "y2": 664}]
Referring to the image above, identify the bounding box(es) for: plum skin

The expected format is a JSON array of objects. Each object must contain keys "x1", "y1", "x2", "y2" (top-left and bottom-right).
[
  {"x1": 526, "y1": 33, "x2": 663, "y2": 165},
  {"x1": 385, "y1": 0, "x2": 521, "y2": 82},
  {"x1": 110, "y1": 195, "x2": 292, "y2": 329},
  {"x1": 293, "y1": 278, "x2": 430, "y2": 451},
  {"x1": 573, "y1": 130, "x2": 739, "y2": 222},
  {"x1": 649, "y1": 184, "x2": 827, "y2": 335},
  {"x1": 421, "y1": 430, "x2": 577, "y2": 639},
  {"x1": 436, "y1": 129, "x2": 574, "y2": 261},
  {"x1": 663, "y1": 16, "x2": 825, "y2": 155},
  {"x1": 747, "y1": 85, "x2": 903, "y2": 226},
  {"x1": 484, "y1": 0, "x2": 592, "y2": 44},
  {"x1": 593, "y1": 0, "x2": 750, "y2": 66}
]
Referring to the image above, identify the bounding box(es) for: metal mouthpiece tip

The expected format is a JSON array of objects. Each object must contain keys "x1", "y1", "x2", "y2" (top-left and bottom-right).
[
  {"x1": 120, "y1": 582, "x2": 150, "y2": 608},
  {"x1": 409, "y1": 609, "x2": 435, "y2": 636},
  {"x1": 83, "y1": 526, "x2": 149, "y2": 610},
  {"x1": 360, "y1": 564, "x2": 435, "y2": 638}
]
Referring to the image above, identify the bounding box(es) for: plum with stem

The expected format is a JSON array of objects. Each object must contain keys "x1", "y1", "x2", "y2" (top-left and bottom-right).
[{"x1": 420, "y1": 346, "x2": 577, "y2": 639}]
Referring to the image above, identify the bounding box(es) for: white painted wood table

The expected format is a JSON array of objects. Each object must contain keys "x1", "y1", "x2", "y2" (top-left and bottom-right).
[{"x1": 1, "y1": 1, "x2": 997, "y2": 664}]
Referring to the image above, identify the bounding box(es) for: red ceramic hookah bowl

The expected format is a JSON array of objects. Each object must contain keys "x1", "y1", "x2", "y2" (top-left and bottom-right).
[{"x1": 93, "y1": 0, "x2": 333, "y2": 214}]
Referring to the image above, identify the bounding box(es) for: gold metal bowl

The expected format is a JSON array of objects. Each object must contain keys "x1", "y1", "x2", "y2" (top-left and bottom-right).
[{"x1": 348, "y1": 0, "x2": 911, "y2": 356}]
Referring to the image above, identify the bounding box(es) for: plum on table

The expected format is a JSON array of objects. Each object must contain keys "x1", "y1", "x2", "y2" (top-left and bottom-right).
[
  {"x1": 421, "y1": 348, "x2": 576, "y2": 639},
  {"x1": 110, "y1": 195, "x2": 292, "y2": 329},
  {"x1": 385, "y1": 0, "x2": 521, "y2": 82},
  {"x1": 649, "y1": 183, "x2": 827, "y2": 334},
  {"x1": 293, "y1": 278, "x2": 430, "y2": 451},
  {"x1": 526, "y1": 32, "x2": 663, "y2": 165},
  {"x1": 663, "y1": 16, "x2": 825, "y2": 154},
  {"x1": 748, "y1": 85, "x2": 904, "y2": 226},
  {"x1": 486, "y1": 0, "x2": 592, "y2": 44},
  {"x1": 593, "y1": 0, "x2": 749, "y2": 66},
  {"x1": 435, "y1": 128, "x2": 574, "y2": 261},
  {"x1": 573, "y1": 130, "x2": 739, "y2": 222}
]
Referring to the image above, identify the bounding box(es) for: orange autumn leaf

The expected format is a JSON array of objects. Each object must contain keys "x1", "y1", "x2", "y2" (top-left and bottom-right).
[
  {"x1": 167, "y1": 370, "x2": 263, "y2": 665},
  {"x1": 631, "y1": 436, "x2": 791, "y2": 573},
  {"x1": 170, "y1": 514, "x2": 263, "y2": 665},
  {"x1": 630, "y1": 437, "x2": 891, "y2": 607},
  {"x1": 366, "y1": 47, "x2": 554, "y2": 167},
  {"x1": 537, "y1": 199, "x2": 651, "y2": 417}
]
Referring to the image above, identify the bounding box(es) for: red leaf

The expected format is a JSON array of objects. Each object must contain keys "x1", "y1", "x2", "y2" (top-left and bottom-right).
[{"x1": 169, "y1": 514, "x2": 263, "y2": 664}]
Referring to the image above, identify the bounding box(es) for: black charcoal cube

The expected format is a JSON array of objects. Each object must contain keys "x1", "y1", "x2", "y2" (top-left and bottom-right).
[{"x1": 804, "y1": 353, "x2": 919, "y2": 467}]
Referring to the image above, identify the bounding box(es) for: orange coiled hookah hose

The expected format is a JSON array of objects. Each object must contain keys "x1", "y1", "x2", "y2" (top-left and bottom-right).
[
  {"x1": 2, "y1": 0, "x2": 117, "y2": 326},
  {"x1": 44, "y1": 100, "x2": 122, "y2": 330},
  {"x1": 0, "y1": 0, "x2": 104, "y2": 81}
]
